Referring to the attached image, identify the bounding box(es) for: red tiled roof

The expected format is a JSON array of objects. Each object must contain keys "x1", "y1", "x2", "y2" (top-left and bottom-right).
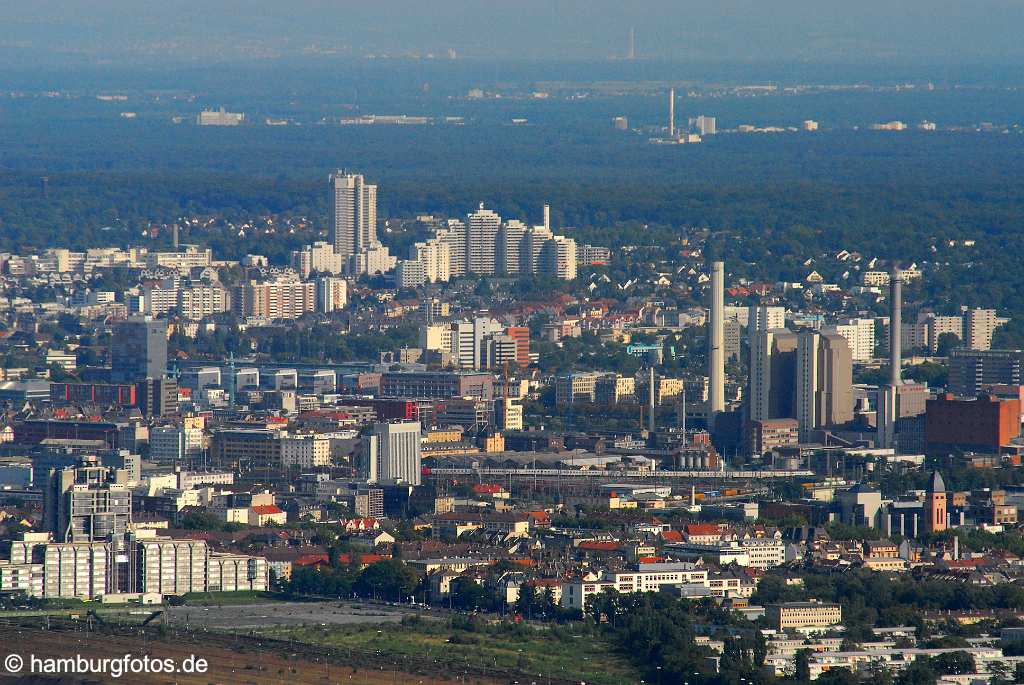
[
  {"x1": 251, "y1": 505, "x2": 284, "y2": 516},
  {"x1": 685, "y1": 523, "x2": 720, "y2": 536},
  {"x1": 293, "y1": 554, "x2": 330, "y2": 567},
  {"x1": 338, "y1": 553, "x2": 387, "y2": 566},
  {"x1": 578, "y1": 541, "x2": 620, "y2": 552},
  {"x1": 662, "y1": 530, "x2": 683, "y2": 542}
]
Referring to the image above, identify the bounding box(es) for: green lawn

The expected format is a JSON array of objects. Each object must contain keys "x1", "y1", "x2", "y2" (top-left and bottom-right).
[{"x1": 257, "y1": 618, "x2": 642, "y2": 685}]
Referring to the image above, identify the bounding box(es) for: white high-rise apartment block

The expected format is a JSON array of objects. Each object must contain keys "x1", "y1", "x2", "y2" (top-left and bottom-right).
[
  {"x1": 179, "y1": 285, "x2": 231, "y2": 321},
  {"x1": 330, "y1": 171, "x2": 378, "y2": 260},
  {"x1": 347, "y1": 244, "x2": 395, "y2": 276},
  {"x1": 833, "y1": 318, "x2": 875, "y2": 362},
  {"x1": 437, "y1": 219, "x2": 467, "y2": 277},
  {"x1": 964, "y1": 308, "x2": 1002, "y2": 351},
  {"x1": 466, "y1": 204, "x2": 501, "y2": 275},
  {"x1": 291, "y1": 241, "x2": 344, "y2": 278},
  {"x1": 541, "y1": 235, "x2": 577, "y2": 280},
  {"x1": 316, "y1": 277, "x2": 347, "y2": 313},
  {"x1": 411, "y1": 237, "x2": 451, "y2": 283},
  {"x1": 521, "y1": 225, "x2": 553, "y2": 274},
  {"x1": 364, "y1": 421, "x2": 422, "y2": 485},
  {"x1": 497, "y1": 220, "x2": 527, "y2": 275},
  {"x1": 748, "y1": 305, "x2": 786, "y2": 338},
  {"x1": 396, "y1": 260, "x2": 427, "y2": 289}
]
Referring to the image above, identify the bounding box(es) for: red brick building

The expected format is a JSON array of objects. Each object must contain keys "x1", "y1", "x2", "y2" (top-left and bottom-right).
[{"x1": 925, "y1": 393, "x2": 1020, "y2": 455}]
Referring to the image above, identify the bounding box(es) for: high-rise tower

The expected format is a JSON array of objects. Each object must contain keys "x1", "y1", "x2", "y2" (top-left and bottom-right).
[
  {"x1": 879, "y1": 270, "x2": 902, "y2": 448},
  {"x1": 668, "y1": 88, "x2": 676, "y2": 138},
  {"x1": 708, "y1": 261, "x2": 725, "y2": 425},
  {"x1": 330, "y1": 171, "x2": 378, "y2": 260}
]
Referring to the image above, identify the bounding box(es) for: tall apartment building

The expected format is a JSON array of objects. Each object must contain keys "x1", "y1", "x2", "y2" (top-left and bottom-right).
[
  {"x1": 44, "y1": 459, "x2": 132, "y2": 543},
  {"x1": 521, "y1": 225, "x2": 553, "y2": 274},
  {"x1": 178, "y1": 285, "x2": 231, "y2": 320},
  {"x1": 110, "y1": 318, "x2": 167, "y2": 384},
  {"x1": 964, "y1": 308, "x2": 1002, "y2": 351},
  {"x1": 748, "y1": 329, "x2": 798, "y2": 423},
  {"x1": 466, "y1": 203, "x2": 502, "y2": 275},
  {"x1": 437, "y1": 219, "x2": 467, "y2": 277},
  {"x1": 795, "y1": 331, "x2": 853, "y2": 441},
  {"x1": 408, "y1": 237, "x2": 451, "y2": 283},
  {"x1": 949, "y1": 349, "x2": 1024, "y2": 397},
  {"x1": 832, "y1": 318, "x2": 875, "y2": 362},
  {"x1": 496, "y1": 220, "x2": 527, "y2": 275},
  {"x1": 330, "y1": 171, "x2": 378, "y2": 260},
  {"x1": 235, "y1": 278, "x2": 315, "y2": 320},
  {"x1": 291, "y1": 241, "x2": 344, "y2": 278},
  {"x1": 315, "y1": 276, "x2": 347, "y2": 313},
  {"x1": 748, "y1": 304, "x2": 786, "y2": 339},
  {"x1": 541, "y1": 235, "x2": 577, "y2": 280},
  {"x1": 396, "y1": 260, "x2": 427, "y2": 289},
  {"x1": 364, "y1": 421, "x2": 422, "y2": 486}
]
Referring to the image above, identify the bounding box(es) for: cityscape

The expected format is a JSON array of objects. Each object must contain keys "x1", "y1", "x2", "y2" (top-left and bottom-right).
[{"x1": 5, "y1": 3, "x2": 1024, "y2": 685}]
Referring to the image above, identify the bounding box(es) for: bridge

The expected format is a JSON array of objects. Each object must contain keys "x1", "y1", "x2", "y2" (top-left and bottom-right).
[{"x1": 424, "y1": 467, "x2": 813, "y2": 480}]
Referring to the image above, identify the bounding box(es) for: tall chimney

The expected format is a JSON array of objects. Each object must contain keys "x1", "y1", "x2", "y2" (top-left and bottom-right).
[
  {"x1": 648, "y1": 366, "x2": 656, "y2": 432},
  {"x1": 628, "y1": 28, "x2": 636, "y2": 60},
  {"x1": 708, "y1": 261, "x2": 726, "y2": 425},
  {"x1": 543, "y1": 204, "x2": 550, "y2": 232},
  {"x1": 890, "y1": 270, "x2": 902, "y2": 385},
  {"x1": 172, "y1": 224, "x2": 180, "y2": 250},
  {"x1": 668, "y1": 88, "x2": 676, "y2": 137}
]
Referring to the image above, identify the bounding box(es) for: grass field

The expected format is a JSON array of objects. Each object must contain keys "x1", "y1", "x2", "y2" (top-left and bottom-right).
[{"x1": 257, "y1": 617, "x2": 642, "y2": 685}]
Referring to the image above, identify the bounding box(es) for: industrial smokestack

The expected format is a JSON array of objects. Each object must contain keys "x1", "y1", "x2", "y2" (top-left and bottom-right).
[
  {"x1": 543, "y1": 204, "x2": 550, "y2": 232},
  {"x1": 708, "y1": 261, "x2": 726, "y2": 425},
  {"x1": 648, "y1": 366, "x2": 656, "y2": 432},
  {"x1": 628, "y1": 28, "x2": 636, "y2": 60},
  {"x1": 668, "y1": 88, "x2": 676, "y2": 138},
  {"x1": 172, "y1": 224, "x2": 180, "y2": 250},
  {"x1": 890, "y1": 270, "x2": 902, "y2": 385}
]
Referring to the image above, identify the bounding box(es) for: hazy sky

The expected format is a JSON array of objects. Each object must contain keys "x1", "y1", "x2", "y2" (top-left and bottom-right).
[{"x1": 3, "y1": 1, "x2": 1024, "y2": 64}]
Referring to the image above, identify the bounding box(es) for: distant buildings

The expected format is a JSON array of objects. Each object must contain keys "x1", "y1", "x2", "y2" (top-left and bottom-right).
[
  {"x1": 364, "y1": 421, "x2": 422, "y2": 486},
  {"x1": 196, "y1": 108, "x2": 244, "y2": 126},
  {"x1": 766, "y1": 602, "x2": 842, "y2": 631},
  {"x1": 795, "y1": 331, "x2": 854, "y2": 442},
  {"x1": 234, "y1": 277, "x2": 315, "y2": 320},
  {"x1": 110, "y1": 318, "x2": 167, "y2": 384},
  {"x1": 925, "y1": 393, "x2": 1020, "y2": 455},
  {"x1": 948, "y1": 349, "x2": 1024, "y2": 396},
  {"x1": 330, "y1": 171, "x2": 378, "y2": 262}
]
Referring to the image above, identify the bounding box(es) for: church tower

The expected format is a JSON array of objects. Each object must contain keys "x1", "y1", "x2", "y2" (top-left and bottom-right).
[{"x1": 925, "y1": 470, "x2": 947, "y2": 533}]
